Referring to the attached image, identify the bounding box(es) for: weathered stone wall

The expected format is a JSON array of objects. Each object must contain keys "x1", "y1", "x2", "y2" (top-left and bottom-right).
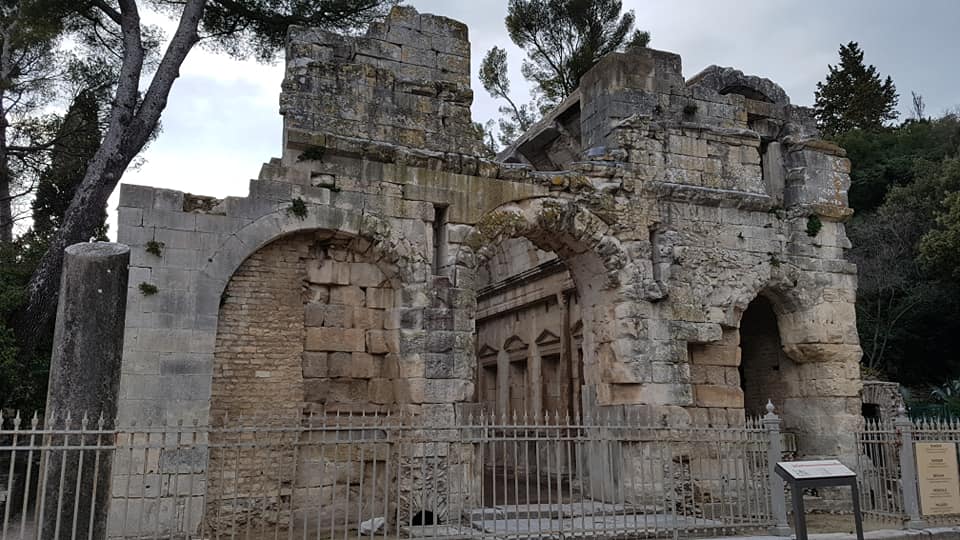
[
  {"x1": 211, "y1": 234, "x2": 306, "y2": 420},
  {"x1": 281, "y1": 6, "x2": 481, "y2": 156}
]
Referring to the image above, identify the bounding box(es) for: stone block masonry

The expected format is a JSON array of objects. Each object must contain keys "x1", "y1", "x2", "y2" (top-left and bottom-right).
[{"x1": 109, "y1": 4, "x2": 865, "y2": 534}]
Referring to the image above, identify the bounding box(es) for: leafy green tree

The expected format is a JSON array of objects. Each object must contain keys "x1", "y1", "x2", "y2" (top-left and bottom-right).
[
  {"x1": 21, "y1": 90, "x2": 106, "y2": 257},
  {"x1": 0, "y1": 242, "x2": 48, "y2": 412},
  {"x1": 837, "y1": 114, "x2": 960, "y2": 212},
  {"x1": 479, "y1": 47, "x2": 538, "y2": 148},
  {"x1": 0, "y1": 90, "x2": 105, "y2": 412},
  {"x1": 919, "y1": 159, "x2": 960, "y2": 280},
  {"x1": 0, "y1": 0, "x2": 75, "y2": 243},
  {"x1": 814, "y1": 42, "x2": 899, "y2": 136},
  {"x1": 505, "y1": 0, "x2": 650, "y2": 107},
  {"x1": 848, "y1": 142, "x2": 960, "y2": 384}
]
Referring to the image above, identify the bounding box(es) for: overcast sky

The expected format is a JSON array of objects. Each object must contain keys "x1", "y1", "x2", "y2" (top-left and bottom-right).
[{"x1": 109, "y1": 0, "x2": 960, "y2": 238}]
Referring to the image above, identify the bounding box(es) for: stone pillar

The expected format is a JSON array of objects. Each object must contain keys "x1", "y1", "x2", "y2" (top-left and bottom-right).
[
  {"x1": 496, "y1": 349, "x2": 509, "y2": 418},
  {"x1": 528, "y1": 340, "x2": 542, "y2": 419},
  {"x1": 764, "y1": 402, "x2": 791, "y2": 536},
  {"x1": 896, "y1": 411, "x2": 925, "y2": 529},
  {"x1": 42, "y1": 242, "x2": 130, "y2": 540}
]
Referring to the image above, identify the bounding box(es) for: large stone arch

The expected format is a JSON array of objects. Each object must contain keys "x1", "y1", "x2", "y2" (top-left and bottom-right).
[
  {"x1": 727, "y1": 268, "x2": 861, "y2": 366},
  {"x1": 202, "y1": 216, "x2": 433, "y2": 534},
  {"x1": 198, "y1": 207, "x2": 428, "y2": 303},
  {"x1": 687, "y1": 65, "x2": 790, "y2": 105},
  {"x1": 452, "y1": 197, "x2": 645, "y2": 414},
  {"x1": 195, "y1": 206, "x2": 442, "y2": 422},
  {"x1": 725, "y1": 273, "x2": 862, "y2": 459},
  {"x1": 452, "y1": 197, "x2": 630, "y2": 291}
]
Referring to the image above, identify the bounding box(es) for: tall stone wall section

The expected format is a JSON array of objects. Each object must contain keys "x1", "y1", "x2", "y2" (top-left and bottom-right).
[{"x1": 281, "y1": 7, "x2": 481, "y2": 155}]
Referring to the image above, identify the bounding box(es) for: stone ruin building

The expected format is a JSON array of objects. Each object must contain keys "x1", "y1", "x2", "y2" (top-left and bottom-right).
[{"x1": 111, "y1": 6, "x2": 863, "y2": 529}]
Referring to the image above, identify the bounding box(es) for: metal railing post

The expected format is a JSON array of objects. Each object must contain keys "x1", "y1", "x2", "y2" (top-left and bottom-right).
[
  {"x1": 895, "y1": 409, "x2": 925, "y2": 529},
  {"x1": 764, "y1": 401, "x2": 791, "y2": 536}
]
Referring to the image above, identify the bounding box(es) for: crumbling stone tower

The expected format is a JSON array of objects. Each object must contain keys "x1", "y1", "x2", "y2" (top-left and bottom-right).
[{"x1": 115, "y1": 4, "x2": 861, "y2": 470}]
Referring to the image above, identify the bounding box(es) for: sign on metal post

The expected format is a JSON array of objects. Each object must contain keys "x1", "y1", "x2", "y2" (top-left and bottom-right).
[
  {"x1": 775, "y1": 460, "x2": 864, "y2": 540},
  {"x1": 916, "y1": 442, "x2": 960, "y2": 516}
]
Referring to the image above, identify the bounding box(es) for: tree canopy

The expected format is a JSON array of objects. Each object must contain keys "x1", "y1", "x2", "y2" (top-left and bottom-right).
[
  {"x1": 481, "y1": 0, "x2": 649, "y2": 149},
  {"x1": 846, "y1": 113, "x2": 960, "y2": 385},
  {"x1": 814, "y1": 41, "x2": 899, "y2": 136},
  {"x1": 505, "y1": 0, "x2": 649, "y2": 107},
  {"x1": 479, "y1": 47, "x2": 537, "y2": 149}
]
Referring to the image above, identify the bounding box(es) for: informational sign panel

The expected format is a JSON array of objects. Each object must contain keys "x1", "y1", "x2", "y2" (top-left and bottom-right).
[
  {"x1": 777, "y1": 460, "x2": 855, "y2": 480},
  {"x1": 916, "y1": 442, "x2": 960, "y2": 516}
]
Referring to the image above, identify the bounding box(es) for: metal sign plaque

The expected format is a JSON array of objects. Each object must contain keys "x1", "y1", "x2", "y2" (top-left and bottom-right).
[
  {"x1": 774, "y1": 460, "x2": 863, "y2": 540},
  {"x1": 776, "y1": 460, "x2": 855, "y2": 480},
  {"x1": 916, "y1": 442, "x2": 960, "y2": 516}
]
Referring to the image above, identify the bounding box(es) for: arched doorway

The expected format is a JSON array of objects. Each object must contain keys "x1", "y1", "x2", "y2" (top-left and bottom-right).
[
  {"x1": 450, "y1": 198, "x2": 632, "y2": 508},
  {"x1": 458, "y1": 198, "x2": 631, "y2": 422},
  {"x1": 206, "y1": 229, "x2": 408, "y2": 535},
  {"x1": 473, "y1": 237, "x2": 586, "y2": 421},
  {"x1": 739, "y1": 296, "x2": 794, "y2": 418}
]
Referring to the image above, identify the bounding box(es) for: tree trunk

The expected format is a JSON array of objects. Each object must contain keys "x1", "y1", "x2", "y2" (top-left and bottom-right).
[
  {"x1": 0, "y1": 19, "x2": 15, "y2": 244},
  {"x1": 15, "y1": 0, "x2": 206, "y2": 357},
  {"x1": 0, "y1": 122, "x2": 12, "y2": 244}
]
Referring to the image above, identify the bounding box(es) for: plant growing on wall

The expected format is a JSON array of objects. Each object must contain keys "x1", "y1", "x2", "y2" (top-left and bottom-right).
[
  {"x1": 806, "y1": 215, "x2": 823, "y2": 237},
  {"x1": 297, "y1": 147, "x2": 325, "y2": 162},
  {"x1": 287, "y1": 197, "x2": 308, "y2": 220},
  {"x1": 145, "y1": 240, "x2": 164, "y2": 257},
  {"x1": 138, "y1": 282, "x2": 158, "y2": 296}
]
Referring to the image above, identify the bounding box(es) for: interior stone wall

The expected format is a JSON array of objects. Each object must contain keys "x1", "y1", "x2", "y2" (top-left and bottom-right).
[
  {"x1": 210, "y1": 234, "x2": 307, "y2": 421},
  {"x1": 474, "y1": 236, "x2": 585, "y2": 419},
  {"x1": 739, "y1": 296, "x2": 793, "y2": 418}
]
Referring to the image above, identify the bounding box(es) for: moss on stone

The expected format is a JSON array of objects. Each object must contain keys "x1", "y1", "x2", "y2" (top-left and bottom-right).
[{"x1": 468, "y1": 211, "x2": 528, "y2": 251}]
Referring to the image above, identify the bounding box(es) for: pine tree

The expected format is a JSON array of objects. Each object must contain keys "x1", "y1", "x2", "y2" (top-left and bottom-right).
[
  {"x1": 479, "y1": 47, "x2": 538, "y2": 148},
  {"x1": 0, "y1": 90, "x2": 104, "y2": 411},
  {"x1": 28, "y1": 91, "x2": 105, "y2": 251},
  {"x1": 814, "y1": 42, "x2": 899, "y2": 136},
  {"x1": 505, "y1": 0, "x2": 650, "y2": 107}
]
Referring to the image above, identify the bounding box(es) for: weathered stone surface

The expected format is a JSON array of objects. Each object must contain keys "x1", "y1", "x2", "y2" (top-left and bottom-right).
[
  {"x1": 687, "y1": 65, "x2": 791, "y2": 105},
  {"x1": 45, "y1": 242, "x2": 130, "y2": 540},
  {"x1": 306, "y1": 327, "x2": 366, "y2": 352},
  {"x1": 693, "y1": 384, "x2": 744, "y2": 408}
]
